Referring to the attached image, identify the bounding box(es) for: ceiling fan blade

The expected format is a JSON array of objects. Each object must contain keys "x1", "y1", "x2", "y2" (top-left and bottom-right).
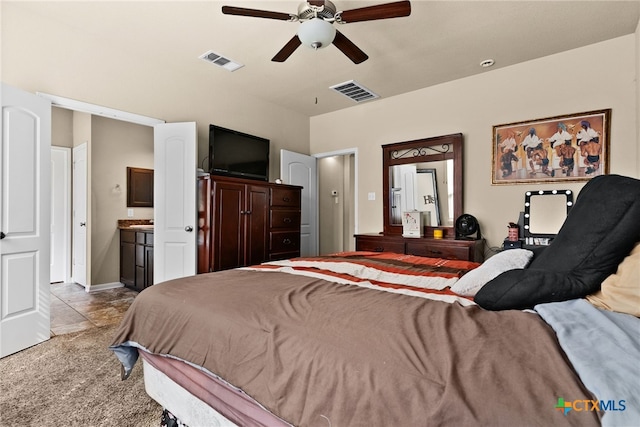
[
  {"x1": 272, "y1": 36, "x2": 302, "y2": 62},
  {"x1": 221, "y1": 5, "x2": 294, "y2": 21},
  {"x1": 338, "y1": 0, "x2": 411, "y2": 23},
  {"x1": 332, "y1": 30, "x2": 368, "y2": 64}
]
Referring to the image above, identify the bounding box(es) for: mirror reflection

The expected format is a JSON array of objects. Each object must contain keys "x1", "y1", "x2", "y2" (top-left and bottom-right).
[
  {"x1": 524, "y1": 190, "x2": 573, "y2": 236},
  {"x1": 382, "y1": 133, "x2": 463, "y2": 237},
  {"x1": 390, "y1": 160, "x2": 454, "y2": 227}
]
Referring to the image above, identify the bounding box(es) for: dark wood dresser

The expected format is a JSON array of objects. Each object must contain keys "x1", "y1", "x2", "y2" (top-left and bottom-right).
[
  {"x1": 355, "y1": 234, "x2": 485, "y2": 262},
  {"x1": 198, "y1": 175, "x2": 302, "y2": 272}
]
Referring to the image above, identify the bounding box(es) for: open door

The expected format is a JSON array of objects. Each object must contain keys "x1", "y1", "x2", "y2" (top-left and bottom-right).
[
  {"x1": 154, "y1": 122, "x2": 197, "y2": 283},
  {"x1": 0, "y1": 83, "x2": 51, "y2": 358},
  {"x1": 72, "y1": 143, "x2": 88, "y2": 288},
  {"x1": 280, "y1": 149, "x2": 318, "y2": 256},
  {"x1": 50, "y1": 146, "x2": 71, "y2": 284}
]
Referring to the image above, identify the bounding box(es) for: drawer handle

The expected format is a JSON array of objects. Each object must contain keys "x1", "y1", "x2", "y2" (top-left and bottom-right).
[
  {"x1": 282, "y1": 238, "x2": 292, "y2": 245},
  {"x1": 375, "y1": 247, "x2": 384, "y2": 252},
  {"x1": 283, "y1": 217, "x2": 292, "y2": 223},
  {"x1": 429, "y1": 250, "x2": 443, "y2": 255},
  {"x1": 282, "y1": 197, "x2": 290, "y2": 202}
]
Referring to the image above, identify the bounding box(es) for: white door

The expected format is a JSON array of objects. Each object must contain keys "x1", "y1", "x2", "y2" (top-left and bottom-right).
[
  {"x1": 280, "y1": 149, "x2": 318, "y2": 257},
  {"x1": 0, "y1": 83, "x2": 51, "y2": 358},
  {"x1": 72, "y1": 143, "x2": 88, "y2": 288},
  {"x1": 50, "y1": 147, "x2": 71, "y2": 283},
  {"x1": 154, "y1": 122, "x2": 197, "y2": 284}
]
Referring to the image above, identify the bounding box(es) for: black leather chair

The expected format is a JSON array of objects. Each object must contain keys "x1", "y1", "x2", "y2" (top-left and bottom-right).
[{"x1": 475, "y1": 174, "x2": 640, "y2": 310}]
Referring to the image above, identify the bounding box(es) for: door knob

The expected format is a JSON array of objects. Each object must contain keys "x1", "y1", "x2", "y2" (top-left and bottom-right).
[
  {"x1": 0, "y1": 231, "x2": 5, "y2": 239},
  {"x1": 80, "y1": 222, "x2": 86, "y2": 227},
  {"x1": 185, "y1": 226, "x2": 194, "y2": 232}
]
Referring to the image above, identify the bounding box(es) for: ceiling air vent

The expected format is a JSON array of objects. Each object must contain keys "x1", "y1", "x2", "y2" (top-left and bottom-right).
[
  {"x1": 199, "y1": 50, "x2": 244, "y2": 72},
  {"x1": 329, "y1": 80, "x2": 379, "y2": 103}
]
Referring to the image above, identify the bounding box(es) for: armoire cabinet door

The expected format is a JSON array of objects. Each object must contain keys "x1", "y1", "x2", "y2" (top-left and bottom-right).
[
  {"x1": 213, "y1": 180, "x2": 245, "y2": 271},
  {"x1": 244, "y1": 185, "x2": 269, "y2": 267},
  {"x1": 206, "y1": 176, "x2": 302, "y2": 272}
]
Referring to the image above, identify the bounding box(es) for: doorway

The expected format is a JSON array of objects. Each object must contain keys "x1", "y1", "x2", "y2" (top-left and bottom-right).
[
  {"x1": 317, "y1": 151, "x2": 357, "y2": 255},
  {"x1": 282, "y1": 149, "x2": 358, "y2": 257},
  {"x1": 50, "y1": 146, "x2": 72, "y2": 283},
  {"x1": 46, "y1": 97, "x2": 162, "y2": 291}
]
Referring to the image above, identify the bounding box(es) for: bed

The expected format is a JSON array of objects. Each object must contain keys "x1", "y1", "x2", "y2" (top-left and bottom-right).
[
  {"x1": 111, "y1": 175, "x2": 640, "y2": 426},
  {"x1": 110, "y1": 250, "x2": 639, "y2": 427}
]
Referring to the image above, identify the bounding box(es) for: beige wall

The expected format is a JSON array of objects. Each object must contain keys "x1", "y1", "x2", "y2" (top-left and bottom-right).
[
  {"x1": 1, "y1": 2, "x2": 310, "y2": 180},
  {"x1": 311, "y1": 35, "x2": 639, "y2": 251},
  {"x1": 318, "y1": 154, "x2": 356, "y2": 255},
  {"x1": 3, "y1": 2, "x2": 310, "y2": 287},
  {"x1": 4, "y1": 2, "x2": 639, "y2": 283},
  {"x1": 318, "y1": 156, "x2": 345, "y2": 255},
  {"x1": 51, "y1": 109, "x2": 155, "y2": 286},
  {"x1": 51, "y1": 108, "x2": 73, "y2": 148}
]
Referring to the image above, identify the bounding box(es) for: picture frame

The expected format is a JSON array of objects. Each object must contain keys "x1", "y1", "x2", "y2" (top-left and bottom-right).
[{"x1": 491, "y1": 109, "x2": 611, "y2": 184}]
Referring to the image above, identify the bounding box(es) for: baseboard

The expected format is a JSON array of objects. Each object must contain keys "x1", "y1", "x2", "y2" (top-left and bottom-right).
[{"x1": 87, "y1": 282, "x2": 124, "y2": 292}]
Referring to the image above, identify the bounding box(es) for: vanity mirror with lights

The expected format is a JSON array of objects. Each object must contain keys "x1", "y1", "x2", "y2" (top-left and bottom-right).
[
  {"x1": 523, "y1": 189, "x2": 573, "y2": 245},
  {"x1": 355, "y1": 133, "x2": 485, "y2": 262}
]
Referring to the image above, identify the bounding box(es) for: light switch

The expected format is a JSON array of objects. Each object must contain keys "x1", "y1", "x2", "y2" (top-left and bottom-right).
[
  {"x1": 127, "y1": 209, "x2": 134, "y2": 218},
  {"x1": 368, "y1": 192, "x2": 375, "y2": 201}
]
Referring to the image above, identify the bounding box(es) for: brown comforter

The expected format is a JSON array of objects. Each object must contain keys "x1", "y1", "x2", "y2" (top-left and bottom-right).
[{"x1": 111, "y1": 257, "x2": 600, "y2": 427}]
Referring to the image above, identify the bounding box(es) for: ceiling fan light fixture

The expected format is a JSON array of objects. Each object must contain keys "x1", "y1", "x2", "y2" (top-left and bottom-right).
[{"x1": 298, "y1": 18, "x2": 336, "y2": 50}]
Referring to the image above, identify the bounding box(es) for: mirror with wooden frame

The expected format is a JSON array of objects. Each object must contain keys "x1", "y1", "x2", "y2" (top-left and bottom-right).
[
  {"x1": 382, "y1": 133, "x2": 463, "y2": 238},
  {"x1": 127, "y1": 167, "x2": 154, "y2": 208}
]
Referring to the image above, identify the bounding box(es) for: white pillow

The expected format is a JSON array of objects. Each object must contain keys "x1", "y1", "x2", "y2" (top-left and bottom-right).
[{"x1": 450, "y1": 249, "x2": 534, "y2": 297}]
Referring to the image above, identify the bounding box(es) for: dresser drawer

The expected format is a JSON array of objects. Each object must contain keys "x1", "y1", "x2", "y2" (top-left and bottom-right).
[
  {"x1": 271, "y1": 187, "x2": 301, "y2": 208},
  {"x1": 406, "y1": 241, "x2": 471, "y2": 260},
  {"x1": 270, "y1": 210, "x2": 301, "y2": 229},
  {"x1": 269, "y1": 251, "x2": 300, "y2": 262},
  {"x1": 355, "y1": 237, "x2": 405, "y2": 253},
  {"x1": 121, "y1": 229, "x2": 136, "y2": 243},
  {"x1": 135, "y1": 231, "x2": 153, "y2": 245},
  {"x1": 270, "y1": 231, "x2": 300, "y2": 253}
]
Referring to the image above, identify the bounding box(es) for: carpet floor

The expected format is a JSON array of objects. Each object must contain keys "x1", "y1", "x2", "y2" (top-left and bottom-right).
[{"x1": 0, "y1": 325, "x2": 161, "y2": 426}]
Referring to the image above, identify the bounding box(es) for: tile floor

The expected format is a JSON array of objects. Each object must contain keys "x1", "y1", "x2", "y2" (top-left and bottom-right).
[{"x1": 50, "y1": 283, "x2": 138, "y2": 336}]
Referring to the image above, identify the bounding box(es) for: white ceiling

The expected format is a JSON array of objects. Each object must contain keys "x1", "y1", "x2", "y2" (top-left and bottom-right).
[{"x1": 13, "y1": 1, "x2": 640, "y2": 117}]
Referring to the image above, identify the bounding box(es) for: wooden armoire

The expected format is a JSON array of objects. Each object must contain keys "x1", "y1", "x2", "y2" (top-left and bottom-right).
[{"x1": 197, "y1": 174, "x2": 302, "y2": 273}]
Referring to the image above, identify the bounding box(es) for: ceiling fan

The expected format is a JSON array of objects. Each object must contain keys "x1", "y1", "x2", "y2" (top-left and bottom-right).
[{"x1": 221, "y1": 0, "x2": 411, "y2": 64}]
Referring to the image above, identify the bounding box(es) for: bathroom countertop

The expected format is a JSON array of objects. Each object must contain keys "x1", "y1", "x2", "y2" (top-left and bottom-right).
[{"x1": 118, "y1": 219, "x2": 154, "y2": 230}]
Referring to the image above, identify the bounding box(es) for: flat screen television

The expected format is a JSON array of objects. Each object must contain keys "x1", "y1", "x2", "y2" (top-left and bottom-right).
[{"x1": 208, "y1": 124, "x2": 270, "y2": 181}]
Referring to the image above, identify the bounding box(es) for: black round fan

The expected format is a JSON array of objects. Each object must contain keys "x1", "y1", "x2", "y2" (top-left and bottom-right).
[{"x1": 455, "y1": 214, "x2": 481, "y2": 240}]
